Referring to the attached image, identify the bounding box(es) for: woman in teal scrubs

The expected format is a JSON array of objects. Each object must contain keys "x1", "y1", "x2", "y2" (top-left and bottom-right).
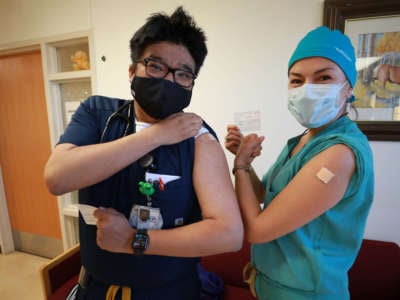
[{"x1": 225, "y1": 26, "x2": 374, "y2": 300}]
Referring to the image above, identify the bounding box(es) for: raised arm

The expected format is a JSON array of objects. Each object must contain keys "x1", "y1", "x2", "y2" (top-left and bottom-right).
[
  {"x1": 44, "y1": 112, "x2": 202, "y2": 195},
  {"x1": 235, "y1": 139, "x2": 356, "y2": 244},
  {"x1": 225, "y1": 125, "x2": 265, "y2": 202}
]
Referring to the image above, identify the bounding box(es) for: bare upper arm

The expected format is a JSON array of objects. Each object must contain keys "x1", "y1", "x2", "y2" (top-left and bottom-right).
[
  {"x1": 250, "y1": 143, "x2": 356, "y2": 243},
  {"x1": 192, "y1": 133, "x2": 240, "y2": 221}
]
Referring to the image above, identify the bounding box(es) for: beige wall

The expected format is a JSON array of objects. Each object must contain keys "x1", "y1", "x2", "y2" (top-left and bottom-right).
[
  {"x1": 0, "y1": 0, "x2": 398, "y2": 244},
  {"x1": 0, "y1": 0, "x2": 91, "y2": 45}
]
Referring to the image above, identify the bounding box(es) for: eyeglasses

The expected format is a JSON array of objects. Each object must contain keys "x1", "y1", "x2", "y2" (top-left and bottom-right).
[{"x1": 136, "y1": 57, "x2": 196, "y2": 88}]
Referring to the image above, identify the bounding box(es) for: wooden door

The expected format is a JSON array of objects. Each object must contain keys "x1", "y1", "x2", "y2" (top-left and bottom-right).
[{"x1": 0, "y1": 50, "x2": 62, "y2": 257}]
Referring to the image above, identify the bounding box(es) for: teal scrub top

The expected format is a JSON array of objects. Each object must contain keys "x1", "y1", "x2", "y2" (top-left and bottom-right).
[{"x1": 253, "y1": 116, "x2": 374, "y2": 300}]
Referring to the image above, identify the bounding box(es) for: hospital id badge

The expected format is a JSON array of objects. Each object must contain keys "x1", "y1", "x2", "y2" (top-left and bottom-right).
[{"x1": 129, "y1": 205, "x2": 163, "y2": 230}]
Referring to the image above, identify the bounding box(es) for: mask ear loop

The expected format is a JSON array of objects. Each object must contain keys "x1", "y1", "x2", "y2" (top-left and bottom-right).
[
  {"x1": 335, "y1": 81, "x2": 352, "y2": 119},
  {"x1": 131, "y1": 87, "x2": 136, "y2": 100},
  {"x1": 342, "y1": 81, "x2": 359, "y2": 120},
  {"x1": 348, "y1": 101, "x2": 359, "y2": 120}
]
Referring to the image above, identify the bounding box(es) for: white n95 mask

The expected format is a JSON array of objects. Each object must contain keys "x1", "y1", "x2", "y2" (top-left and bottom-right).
[{"x1": 287, "y1": 83, "x2": 346, "y2": 128}]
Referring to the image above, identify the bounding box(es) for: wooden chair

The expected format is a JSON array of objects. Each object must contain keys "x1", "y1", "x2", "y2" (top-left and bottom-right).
[{"x1": 39, "y1": 244, "x2": 81, "y2": 300}]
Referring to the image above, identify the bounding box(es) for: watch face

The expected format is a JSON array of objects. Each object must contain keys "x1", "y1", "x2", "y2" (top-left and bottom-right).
[{"x1": 132, "y1": 230, "x2": 149, "y2": 255}]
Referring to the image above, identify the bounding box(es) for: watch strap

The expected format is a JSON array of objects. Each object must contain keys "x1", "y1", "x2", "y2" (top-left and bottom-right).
[{"x1": 132, "y1": 229, "x2": 149, "y2": 255}]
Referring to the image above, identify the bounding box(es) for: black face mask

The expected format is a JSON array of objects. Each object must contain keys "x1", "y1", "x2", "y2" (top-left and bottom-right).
[{"x1": 131, "y1": 76, "x2": 192, "y2": 119}]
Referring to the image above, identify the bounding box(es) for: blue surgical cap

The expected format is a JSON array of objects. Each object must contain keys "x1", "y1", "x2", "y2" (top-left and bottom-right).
[{"x1": 288, "y1": 26, "x2": 357, "y2": 88}]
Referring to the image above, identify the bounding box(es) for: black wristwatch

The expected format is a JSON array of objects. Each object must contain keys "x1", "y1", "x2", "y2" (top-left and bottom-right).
[{"x1": 132, "y1": 229, "x2": 149, "y2": 255}]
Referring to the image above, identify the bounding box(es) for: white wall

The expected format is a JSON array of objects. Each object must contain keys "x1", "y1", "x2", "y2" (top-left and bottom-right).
[
  {"x1": 0, "y1": 0, "x2": 91, "y2": 45},
  {"x1": 366, "y1": 142, "x2": 400, "y2": 243},
  {"x1": 90, "y1": 0, "x2": 321, "y2": 174},
  {"x1": 1, "y1": 0, "x2": 398, "y2": 244}
]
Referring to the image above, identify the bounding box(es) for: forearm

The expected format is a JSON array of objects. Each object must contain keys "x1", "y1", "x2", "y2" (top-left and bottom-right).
[
  {"x1": 98, "y1": 209, "x2": 243, "y2": 257},
  {"x1": 145, "y1": 218, "x2": 242, "y2": 257},
  {"x1": 45, "y1": 129, "x2": 160, "y2": 195},
  {"x1": 248, "y1": 166, "x2": 266, "y2": 203},
  {"x1": 234, "y1": 169, "x2": 262, "y2": 241}
]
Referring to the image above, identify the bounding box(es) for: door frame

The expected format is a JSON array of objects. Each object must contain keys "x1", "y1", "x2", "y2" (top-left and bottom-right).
[
  {"x1": 0, "y1": 42, "x2": 41, "y2": 254},
  {"x1": 0, "y1": 36, "x2": 71, "y2": 252},
  {"x1": 0, "y1": 31, "x2": 95, "y2": 251},
  {"x1": 0, "y1": 164, "x2": 14, "y2": 254}
]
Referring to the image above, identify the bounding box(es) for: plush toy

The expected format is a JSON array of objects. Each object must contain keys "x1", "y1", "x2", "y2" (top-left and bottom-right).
[{"x1": 70, "y1": 50, "x2": 90, "y2": 70}]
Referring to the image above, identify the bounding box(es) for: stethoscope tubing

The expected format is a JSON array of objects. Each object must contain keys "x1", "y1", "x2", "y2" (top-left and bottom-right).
[{"x1": 100, "y1": 101, "x2": 135, "y2": 142}]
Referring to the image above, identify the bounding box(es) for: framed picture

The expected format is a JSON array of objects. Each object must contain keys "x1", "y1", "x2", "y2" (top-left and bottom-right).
[{"x1": 323, "y1": 0, "x2": 400, "y2": 141}]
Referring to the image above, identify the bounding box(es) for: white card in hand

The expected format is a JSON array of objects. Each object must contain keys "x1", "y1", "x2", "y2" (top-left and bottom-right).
[{"x1": 78, "y1": 204, "x2": 98, "y2": 225}]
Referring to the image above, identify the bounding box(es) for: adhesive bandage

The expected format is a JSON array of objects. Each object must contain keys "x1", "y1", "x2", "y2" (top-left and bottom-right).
[{"x1": 316, "y1": 167, "x2": 335, "y2": 184}]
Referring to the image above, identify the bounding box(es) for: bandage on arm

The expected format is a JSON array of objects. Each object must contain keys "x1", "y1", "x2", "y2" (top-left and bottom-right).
[{"x1": 316, "y1": 167, "x2": 335, "y2": 184}]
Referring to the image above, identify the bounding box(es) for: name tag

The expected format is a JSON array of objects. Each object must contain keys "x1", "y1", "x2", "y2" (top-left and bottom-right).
[{"x1": 129, "y1": 204, "x2": 163, "y2": 230}]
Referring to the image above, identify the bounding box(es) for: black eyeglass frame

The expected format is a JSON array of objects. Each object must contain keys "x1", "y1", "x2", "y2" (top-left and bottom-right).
[{"x1": 135, "y1": 57, "x2": 196, "y2": 88}]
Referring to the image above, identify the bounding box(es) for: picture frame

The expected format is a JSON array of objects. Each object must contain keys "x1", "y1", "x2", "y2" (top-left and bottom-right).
[{"x1": 323, "y1": 0, "x2": 400, "y2": 141}]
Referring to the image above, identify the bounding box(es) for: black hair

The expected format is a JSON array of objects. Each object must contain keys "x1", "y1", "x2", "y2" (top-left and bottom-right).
[{"x1": 129, "y1": 6, "x2": 207, "y2": 75}]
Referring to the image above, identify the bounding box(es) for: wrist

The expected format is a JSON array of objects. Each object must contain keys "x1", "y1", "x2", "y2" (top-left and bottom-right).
[
  {"x1": 232, "y1": 164, "x2": 251, "y2": 175},
  {"x1": 131, "y1": 229, "x2": 150, "y2": 255},
  {"x1": 144, "y1": 125, "x2": 163, "y2": 148}
]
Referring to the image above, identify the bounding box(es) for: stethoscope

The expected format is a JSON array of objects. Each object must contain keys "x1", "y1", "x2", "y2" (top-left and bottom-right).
[
  {"x1": 100, "y1": 100, "x2": 135, "y2": 142},
  {"x1": 100, "y1": 100, "x2": 155, "y2": 169}
]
